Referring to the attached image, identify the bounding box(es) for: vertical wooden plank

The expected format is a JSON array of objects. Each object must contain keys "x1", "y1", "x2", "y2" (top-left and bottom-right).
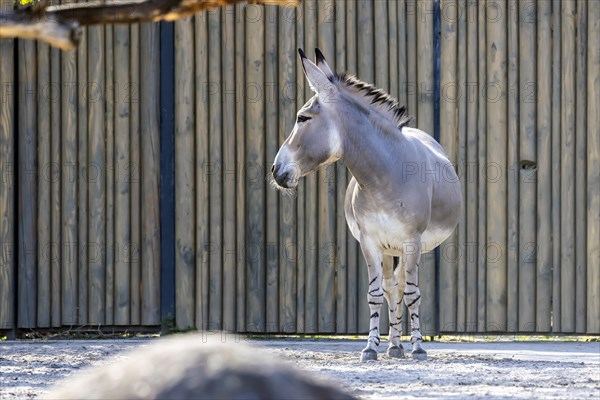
[
  {"x1": 344, "y1": 0, "x2": 358, "y2": 334},
  {"x1": 105, "y1": 25, "x2": 115, "y2": 326},
  {"x1": 356, "y1": 0, "x2": 374, "y2": 334},
  {"x1": 586, "y1": 0, "x2": 600, "y2": 335},
  {"x1": 536, "y1": 0, "x2": 552, "y2": 332},
  {"x1": 77, "y1": 22, "x2": 88, "y2": 325},
  {"x1": 357, "y1": 0, "x2": 374, "y2": 83},
  {"x1": 406, "y1": 0, "x2": 418, "y2": 119},
  {"x1": 397, "y1": 0, "x2": 408, "y2": 106},
  {"x1": 18, "y1": 40, "x2": 37, "y2": 328},
  {"x1": 234, "y1": 3, "x2": 246, "y2": 332},
  {"x1": 50, "y1": 47, "x2": 61, "y2": 328},
  {"x1": 159, "y1": 20, "x2": 176, "y2": 330},
  {"x1": 114, "y1": 24, "x2": 131, "y2": 325},
  {"x1": 175, "y1": 17, "x2": 196, "y2": 330},
  {"x1": 62, "y1": 26, "x2": 78, "y2": 326},
  {"x1": 574, "y1": 0, "x2": 587, "y2": 334},
  {"x1": 374, "y1": 1, "x2": 389, "y2": 91},
  {"x1": 69, "y1": 12, "x2": 84, "y2": 325},
  {"x1": 140, "y1": 22, "x2": 161, "y2": 325},
  {"x1": 129, "y1": 23, "x2": 141, "y2": 325},
  {"x1": 207, "y1": 8, "x2": 223, "y2": 331},
  {"x1": 477, "y1": 0, "x2": 487, "y2": 333},
  {"x1": 317, "y1": 0, "x2": 336, "y2": 333},
  {"x1": 194, "y1": 11, "x2": 209, "y2": 330},
  {"x1": 388, "y1": 0, "x2": 398, "y2": 100},
  {"x1": 485, "y1": 0, "x2": 508, "y2": 332},
  {"x1": 265, "y1": 5, "x2": 279, "y2": 332},
  {"x1": 518, "y1": 0, "x2": 537, "y2": 333},
  {"x1": 506, "y1": 0, "x2": 519, "y2": 333},
  {"x1": 279, "y1": 4, "x2": 297, "y2": 333},
  {"x1": 550, "y1": 0, "x2": 561, "y2": 333},
  {"x1": 302, "y1": 0, "x2": 318, "y2": 334},
  {"x1": 465, "y1": 0, "x2": 479, "y2": 331},
  {"x1": 560, "y1": 0, "x2": 576, "y2": 333},
  {"x1": 462, "y1": 0, "x2": 481, "y2": 332},
  {"x1": 245, "y1": 2, "x2": 265, "y2": 332},
  {"x1": 0, "y1": 40, "x2": 15, "y2": 330},
  {"x1": 37, "y1": 43, "x2": 51, "y2": 328},
  {"x1": 221, "y1": 5, "x2": 237, "y2": 332},
  {"x1": 416, "y1": 0, "x2": 436, "y2": 336},
  {"x1": 335, "y1": 0, "x2": 347, "y2": 334},
  {"x1": 439, "y1": 0, "x2": 458, "y2": 332},
  {"x1": 446, "y1": 0, "x2": 468, "y2": 332},
  {"x1": 455, "y1": 0, "x2": 467, "y2": 333},
  {"x1": 88, "y1": 24, "x2": 106, "y2": 324}
]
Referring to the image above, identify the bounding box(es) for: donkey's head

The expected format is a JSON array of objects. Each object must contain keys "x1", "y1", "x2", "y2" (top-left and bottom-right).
[{"x1": 271, "y1": 49, "x2": 342, "y2": 189}]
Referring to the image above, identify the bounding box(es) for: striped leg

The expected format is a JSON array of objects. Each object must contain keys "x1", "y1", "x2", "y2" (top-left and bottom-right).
[
  {"x1": 382, "y1": 256, "x2": 404, "y2": 358},
  {"x1": 359, "y1": 238, "x2": 384, "y2": 361},
  {"x1": 403, "y1": 240, "x2": 427, "y2": 360},
  {"x1": 393, "y1": 255, "x2": 407, "y2": 332}
]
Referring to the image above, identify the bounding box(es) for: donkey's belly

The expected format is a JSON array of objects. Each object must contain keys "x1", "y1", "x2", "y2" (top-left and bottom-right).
[
  {"x1": 364, "y1": 220, "x2": 453, "y2": 256},
  {"x1": 345, "y1": 176, "x2": 460, "y2": 255}
]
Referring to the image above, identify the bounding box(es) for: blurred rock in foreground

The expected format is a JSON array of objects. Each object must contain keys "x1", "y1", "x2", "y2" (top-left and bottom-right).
[{"x1": 45, "y1": 333, "x2": 356, "y2": 400}]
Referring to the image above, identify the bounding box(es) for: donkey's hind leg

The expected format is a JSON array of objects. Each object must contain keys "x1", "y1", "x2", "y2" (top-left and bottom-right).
[
  {"x1": 382, "y1": 255, "x2": 404, "y2": 358},
  {"x1": 402, "y1": 240, "x2": 427, "y2": 360}
]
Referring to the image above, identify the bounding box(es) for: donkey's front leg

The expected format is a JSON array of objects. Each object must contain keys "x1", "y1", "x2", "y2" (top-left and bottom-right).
[
  {"x1": 382, "y1": 256, "x2": 404, "y2": 358},
  {"x1": 403, "y1": 239, "x2": 427, "y2": 360},
  {"x1": 359, "y1": 238, "x2": 384, "y2": 362}
]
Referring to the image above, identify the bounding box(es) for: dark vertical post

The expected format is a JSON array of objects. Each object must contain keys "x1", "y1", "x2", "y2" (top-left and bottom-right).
[
  {"x1": 432, "y1": 0, "x2": 441, "y2": 337},
  {"x1": 9, "y1": 41, "x2": 18, "y2": 340},
  {"x1": 160, "y1": 21, "x2": 176, "y2": 334}
]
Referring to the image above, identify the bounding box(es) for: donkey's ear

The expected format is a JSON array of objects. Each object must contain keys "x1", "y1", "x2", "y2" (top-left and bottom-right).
[
  {"x1": 314, "y1": 48, "x2": 335, "y2": 80},
  {"x1": 298, "y1": 48, "x2": 334, "y2": 95}
]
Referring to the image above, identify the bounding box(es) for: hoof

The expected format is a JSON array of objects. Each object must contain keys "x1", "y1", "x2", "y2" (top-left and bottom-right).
[
  {"x1": 361, "y1": 348, "x2": 378, "y2": 362},
  {"x1": 411, "y1": 347, "x2": 427, "y2": 361},
  {"x1": 387, "y1": 345, "x2": 405, "y2": 358}
]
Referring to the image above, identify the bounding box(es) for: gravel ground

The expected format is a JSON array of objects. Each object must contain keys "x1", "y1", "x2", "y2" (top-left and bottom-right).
[{"x1": 1, "y1": 337, "x2": 599, "y2": 399}]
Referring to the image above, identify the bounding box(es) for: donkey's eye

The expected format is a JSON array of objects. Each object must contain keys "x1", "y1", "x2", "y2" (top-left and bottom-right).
[{"x1": 297, "y1": 115, "x2": 312, "y2": 123}]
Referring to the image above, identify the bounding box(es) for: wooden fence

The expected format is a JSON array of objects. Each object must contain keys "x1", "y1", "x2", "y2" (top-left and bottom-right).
[
  {"x1": 0, "y1": 11, "x2": 162, "y2": 329},
  {"x1": 0, "y1": 0, "x2": 598, "y2": 335},
  {"x1": 436, "y1": 0, "x2": 599, "y2": 334}
]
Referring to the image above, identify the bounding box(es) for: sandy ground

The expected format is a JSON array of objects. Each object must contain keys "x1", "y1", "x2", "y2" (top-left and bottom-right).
[{"x1": 1, "y1": 337, "x2": 599, "y2": 399}]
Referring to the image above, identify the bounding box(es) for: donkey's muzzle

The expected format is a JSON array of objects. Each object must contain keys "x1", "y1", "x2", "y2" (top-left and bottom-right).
[{"x1": 272, "y1": 163, "x2": 296, "y2": 189}]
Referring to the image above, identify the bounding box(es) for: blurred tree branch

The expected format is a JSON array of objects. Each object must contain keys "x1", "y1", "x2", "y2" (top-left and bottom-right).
[{"x1": 1, "y1": 0, "x2": 299, "y2": 50}]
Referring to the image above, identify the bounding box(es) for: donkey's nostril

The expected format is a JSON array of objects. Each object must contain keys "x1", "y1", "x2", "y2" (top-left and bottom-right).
[
  {"x1": 271, "y1": 164, "x2": 276, "y2": 173},
  {"x1": 273, "y1": 169, "x2": 290, "y2": 188}
]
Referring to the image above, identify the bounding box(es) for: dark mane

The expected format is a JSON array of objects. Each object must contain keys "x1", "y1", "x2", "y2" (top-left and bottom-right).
[{"x1": 335, "y1": 72, "x2": 412, "y2": 129}]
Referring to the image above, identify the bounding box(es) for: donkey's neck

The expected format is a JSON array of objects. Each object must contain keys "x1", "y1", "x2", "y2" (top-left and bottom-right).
[{"x1": 340, "y1": 110, "x2": 405, "y2": 191}]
